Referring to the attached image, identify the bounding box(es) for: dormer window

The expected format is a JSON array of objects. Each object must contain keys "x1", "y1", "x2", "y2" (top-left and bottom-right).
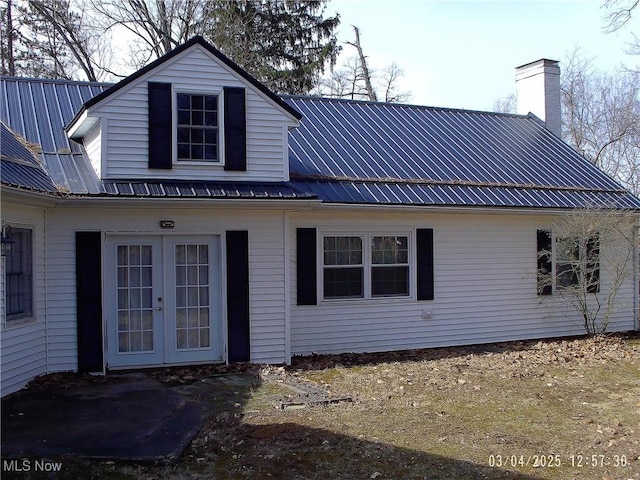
[
  {"x1": 148, "y1": 82, "x2": 246, "y2": 171},
  {"x1": 176, "y1": 92, "x2": 220, "y2": 162}
]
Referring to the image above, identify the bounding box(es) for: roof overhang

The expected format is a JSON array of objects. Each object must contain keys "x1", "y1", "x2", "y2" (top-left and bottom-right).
[
  {"x1": 0, "y1": 184, "x2": 63, "y2": 207},
  {"x1": 66, "y1": 110, "x2": 100, "y2": 140}
]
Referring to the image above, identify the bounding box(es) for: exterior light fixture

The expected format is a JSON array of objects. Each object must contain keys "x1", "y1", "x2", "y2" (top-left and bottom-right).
[{"x1": 160, "y1": 220, "x2": 175, "y2": 229}]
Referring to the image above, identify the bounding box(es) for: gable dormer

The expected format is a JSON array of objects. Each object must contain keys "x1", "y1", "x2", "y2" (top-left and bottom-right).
[{"x1": 66, "y1": 37, "x2": 301, "y2": 182}]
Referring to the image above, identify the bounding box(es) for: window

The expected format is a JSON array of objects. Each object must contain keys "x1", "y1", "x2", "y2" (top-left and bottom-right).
[
  {"x1": 322, "y1": 234, "x2": 410, "y2": 300},
  {"x1": 4, "y1": 227, "x2": 33, "y2": 321},
  {"x1": 371, "y1": 236, "x2": 409, "y2": 297},
  {"x1": 176, "y1": 92, "x2": 219, "y2": 162},
  {"x1": 537, "y1": 230, "x2": 600, "y2": 295},
  {"x1": 556, "y1": 235, "x2": 600, "y2": 293},
  {"x1": 323, "y1": 236, "x2": 363, "y2": 299}
]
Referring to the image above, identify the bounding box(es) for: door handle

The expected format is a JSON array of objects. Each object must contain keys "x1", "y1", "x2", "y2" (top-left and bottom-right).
[{"x1": 155, "y1": 306, "x2": 163, "y2": 311}]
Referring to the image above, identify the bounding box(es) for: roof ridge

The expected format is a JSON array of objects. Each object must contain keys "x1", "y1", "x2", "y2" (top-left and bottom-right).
[
  {"x1": 289, "y1": 172, "x2": 628, "y2": 195},
  {"x1": 282, "y1": 94, "x2": 529, "y2": 119},
  {"x1": 0, "y1": 75, "x2": 113, "y2": 87}
]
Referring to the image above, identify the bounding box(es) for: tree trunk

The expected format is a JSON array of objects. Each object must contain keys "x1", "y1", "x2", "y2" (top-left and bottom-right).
[{"x1": 349, "y1": 25, "x2": 376, "y2": 102}]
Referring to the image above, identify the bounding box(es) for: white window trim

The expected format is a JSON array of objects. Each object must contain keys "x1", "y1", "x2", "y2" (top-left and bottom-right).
[
  {"x1": 319, "y1": 230, "x2": 414, "y2": 303},
  {"x1": 2, "y1": 224, "x2": 36, "y2": 328},
  {"x1": 172, "y1": 87, "x2": 225, "y2": 166},
  {"x1": 543, "y1": 230, "x2": 600, "y2": 295}
]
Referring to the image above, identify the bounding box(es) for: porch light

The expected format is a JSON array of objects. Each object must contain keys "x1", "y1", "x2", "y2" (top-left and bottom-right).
[
  {"x1": 160, "y1": 220, "x2": 175, "y2": 229},
  {"x1": 1, "y1": 225, "x2": 13, "y2": 257}
]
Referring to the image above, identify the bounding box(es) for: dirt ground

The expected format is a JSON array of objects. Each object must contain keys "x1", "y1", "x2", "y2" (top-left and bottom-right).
[{"x1": 7, "y1": 333, "x2": 640, "y2": 480}]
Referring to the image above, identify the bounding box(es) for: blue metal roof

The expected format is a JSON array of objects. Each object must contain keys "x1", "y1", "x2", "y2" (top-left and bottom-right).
[
  {"x1": 1, "y1": 77, "x2": 110, "y2": 195},
  {"x1": 1, "y1": 75, "x2": 638, "y2": 209},
  {"x1": 285, "y1": 96, "x2": 640, "y2": 209},
  {"x1": 102, "y1": 180, "x2": 311, "y2": 199},
  {"x1": 0, "y1": 77, "x2": 312, "y2": 201},
  {"x1": 1, "y1": 122, "x2": 58, "y2": 193}
]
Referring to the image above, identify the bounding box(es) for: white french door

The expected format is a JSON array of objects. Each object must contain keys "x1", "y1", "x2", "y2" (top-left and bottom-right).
[
  {"x1": 106, "y1": 235, "x2": 222, "y2": 368},
  {"x1": 164, "y1": 236, "x2": 221, "y2": 364}
]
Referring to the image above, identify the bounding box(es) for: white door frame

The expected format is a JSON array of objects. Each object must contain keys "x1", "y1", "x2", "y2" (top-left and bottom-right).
[
  {"x1": 164, "y1": 235, "x2": 223, "y2": 363},
  {"x1": 104, "y1": 234, "x2": 223, "y2": 369}
]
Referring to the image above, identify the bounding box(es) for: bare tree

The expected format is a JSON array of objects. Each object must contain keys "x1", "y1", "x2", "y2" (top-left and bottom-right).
[
  {"x1": 562, "y1": 49, "x2": 640, "y2": 194},
  {"x1": 604, "y1": 0, "x2": 638, "y2": 29},
  {"x1": 1, "y1": 0, "x2": 17, "y2": 75},
  {"x1": 537, "y1": 207, "x2": 637, "y2": 335},
  {"x1": 492, "y1": 94, "x2": 516, "y2": 114},
  {"x1": 313, "y1": 25, "x2": 411, "y2": 103},
  {"x1": 91, "y1": 0, "x2": 340, "y2": 94},
  {"x1": 90, "y1": 0, "x2": 214, "y2": 69},
  {"x1": 603, "y1": 0, "x2": 640, "y2": 59},
  {"x1": 346, "y1": 26, "x2": 376, "y2": 101},
  {"x1": 1, "y1": 0, "x2": 111, "y2": 81},
  {"x1": 378, "y1": 63, "x2": 411, "y2": 103}
]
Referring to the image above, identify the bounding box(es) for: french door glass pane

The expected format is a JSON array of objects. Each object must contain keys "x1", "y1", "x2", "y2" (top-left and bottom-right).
[
  {"x1": 175, "y1": 244, "x2": 210, "y2": 350},
  {"x1": 116, "y1": 245, "x2": 154, "y2": 353}
]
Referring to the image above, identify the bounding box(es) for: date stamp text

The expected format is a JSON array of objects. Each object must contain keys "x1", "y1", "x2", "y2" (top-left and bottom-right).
[{"x1": 488, "y1": 454, "x2": 629, "y2": 469}]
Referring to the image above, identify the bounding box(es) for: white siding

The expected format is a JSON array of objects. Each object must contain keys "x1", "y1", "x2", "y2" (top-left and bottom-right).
[
  {"x1": 84, "y1": 121, "x2": 102, "y2": 178},
  {"x1": 1, "y1": 202, "x2": 47, "y2": 396},
  {"x1": 45, "y1": 205, "x2": 288, "y2": 371},
  {"x1": 290, "y1": 210, "x2": 637, "y2": 356},
  {"x1": 89, "y1": 45, "x2": 295, "y2": 182}
]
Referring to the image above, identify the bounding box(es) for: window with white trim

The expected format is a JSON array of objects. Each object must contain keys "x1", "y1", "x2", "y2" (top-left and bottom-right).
[
  {"x1": 537, "y1": 230, "x2": 600, "y2": 295},
  {"x1": 371, "y1": 235, "x2": 409, "y2": 297},
  {"x1": 323, "y1": 236, "x2": 363, "y2": 299},
  {"x1": 176, "y1": 92, "x2": 219, "y2": 162},
  {"x1": 4, "y1": 227, "x2": 33, "y2": 322},
  {"x1": 322, "y1": 234, "x2": 410, "y2": 300}
]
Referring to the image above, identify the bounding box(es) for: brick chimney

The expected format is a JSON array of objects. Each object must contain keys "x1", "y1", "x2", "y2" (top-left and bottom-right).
[{"x1": 515, "y1": 59, "x2": 561, "y2": 137}]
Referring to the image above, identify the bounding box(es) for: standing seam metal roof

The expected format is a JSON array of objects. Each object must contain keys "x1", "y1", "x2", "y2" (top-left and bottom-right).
[
  {"x1": 1, "y1": 76, "x2": 638, "y2": 209},
  {"x1": 284, "y1": 95, "x2": 640, "y2": 209}
]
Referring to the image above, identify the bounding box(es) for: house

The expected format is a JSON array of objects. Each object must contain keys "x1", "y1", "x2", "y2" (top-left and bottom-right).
[{"x1": 1, "y1": 37, "x2": 638, "y2": 396}]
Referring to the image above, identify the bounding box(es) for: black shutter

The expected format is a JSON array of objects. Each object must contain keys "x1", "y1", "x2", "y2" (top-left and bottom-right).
[
  {"x1": 224, "y1": 87, "x2": 247, "y2": 171},
  {"x1": 148, "y1": 82, "x2": 172, "y2": 169},
  {"x1": 537, "y1": 230, "x2": 553, "y2": 296},
  {"x1": 226, "y1": 231, "x2": 250, "y2": 362},
  {"x1": 586, "y1": 235, "x2": 600, "y2": 294},
  {"x1": 416, "y1": 229, "x2": 435, "y2": 301},
  {"x1": 76, "y1": 232, "x2": 103, "y2": 372},
  {"x1": 296, "y1": 228, "x2": 317, "y2": 305}
]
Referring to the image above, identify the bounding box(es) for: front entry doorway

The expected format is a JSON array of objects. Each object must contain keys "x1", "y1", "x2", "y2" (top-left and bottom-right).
[{"x1": 105, "y1": 235, "x2": 222, "y2": 368}]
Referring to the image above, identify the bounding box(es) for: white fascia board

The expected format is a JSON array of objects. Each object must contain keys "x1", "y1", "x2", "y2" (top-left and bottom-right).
[{"x1": 66, "y1": 110, "x2": 100, "y2": 140}]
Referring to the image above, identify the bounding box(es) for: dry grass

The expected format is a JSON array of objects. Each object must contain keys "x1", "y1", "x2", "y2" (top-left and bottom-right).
[{"x1": 7, "y1": 335, "x2": 640, "y2": 480}]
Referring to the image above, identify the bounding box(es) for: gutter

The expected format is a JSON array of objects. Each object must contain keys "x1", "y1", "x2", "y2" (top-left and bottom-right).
[
  {"x1": 308, "y1": 201, "x2": 640, "y2": 217},
  {"x1": 54, "y1": 196, "x2": 322, "y2": 209}
]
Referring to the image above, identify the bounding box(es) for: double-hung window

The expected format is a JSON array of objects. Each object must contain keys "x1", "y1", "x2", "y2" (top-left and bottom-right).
[
  {"x1": 537, "y1": 230, "x2": 600, "y2": 295},
  {"x1": 323, "y1": 234, "x2": 410, "y2": 300},
  {"x1": 371, "y1": 236, "x2": 410, "y2": 297},
  {"x1": 176, "y1": 92, "x2": 219, "y2": 162},
  {"x1": 323, "y1": 236, "x2": 364, "y2": 299},
  {"x1": 4, "y1": 227, "x2": 33, "y2": 322}
]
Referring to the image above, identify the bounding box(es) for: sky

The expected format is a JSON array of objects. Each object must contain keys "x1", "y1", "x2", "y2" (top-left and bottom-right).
[{"x1": 325, "y1": 0, "x2": 638, "y2": 111}]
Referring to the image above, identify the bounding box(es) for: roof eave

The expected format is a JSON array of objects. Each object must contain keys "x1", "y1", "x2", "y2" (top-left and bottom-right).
[{"x1": 65, "y1": 109, "x2": 99, "y2": 139}]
